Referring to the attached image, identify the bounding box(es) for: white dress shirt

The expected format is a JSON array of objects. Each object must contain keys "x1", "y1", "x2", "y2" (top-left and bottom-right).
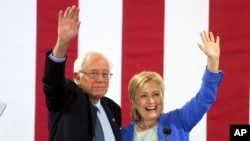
[{"x1": 95, "y1": 100, "x2": 116, "y2": 141}]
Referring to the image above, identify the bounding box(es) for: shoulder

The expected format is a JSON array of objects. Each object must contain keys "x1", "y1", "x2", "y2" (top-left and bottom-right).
[
  {"x1": 159, "y1": 110, "x2": 182, "y2": 125},
  {"x1": 121, "y1": 121, "x2": 135, "y2": 139},
  {"x1": 101, "y1": 96, "x2": 120, "y2": 109}
]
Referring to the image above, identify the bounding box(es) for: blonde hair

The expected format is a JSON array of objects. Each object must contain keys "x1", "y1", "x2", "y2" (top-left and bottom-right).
[{"x1": 128, "y1": 71, "x2": 165, "y2": 121}]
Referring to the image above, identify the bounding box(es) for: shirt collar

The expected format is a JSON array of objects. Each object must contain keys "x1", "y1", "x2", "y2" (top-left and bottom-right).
[{"x1": 94, "y1": 100, "x2": 102, "y2": 112}]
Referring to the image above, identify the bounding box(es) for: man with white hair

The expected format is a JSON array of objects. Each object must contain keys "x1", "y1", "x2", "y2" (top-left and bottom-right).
[{"x1": 42, "y1": 5, "x2": 121, "y2": 141}]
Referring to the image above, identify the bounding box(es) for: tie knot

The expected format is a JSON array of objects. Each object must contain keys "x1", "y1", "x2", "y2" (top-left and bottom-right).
[
  {"x1": 95, "y1": 106, "x2": 100, "y2": 113},
  {"x1": 95, "y1": 106, "x2": 103, "y2": 116}
]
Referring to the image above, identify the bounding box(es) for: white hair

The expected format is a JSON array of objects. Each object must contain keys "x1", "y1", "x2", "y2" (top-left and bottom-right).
[{"x1": 73, "y1": 51, "x2": 112, "y2": 74}]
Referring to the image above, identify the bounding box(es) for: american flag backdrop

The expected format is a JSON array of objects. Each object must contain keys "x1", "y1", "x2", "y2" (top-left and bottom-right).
[{"x1": 0, "y1": 0, "x2": 249, "y2": 141}]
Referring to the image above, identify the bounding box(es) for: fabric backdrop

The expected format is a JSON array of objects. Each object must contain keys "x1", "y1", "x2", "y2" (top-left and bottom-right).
[{"x1": 0, "y1": 0, "x2": 249, "y2": 141}]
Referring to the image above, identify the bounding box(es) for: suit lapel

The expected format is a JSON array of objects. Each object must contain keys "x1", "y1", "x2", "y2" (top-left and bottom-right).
[{"x1": 101, "y1": 98, "x2": 122, "y2": 141}]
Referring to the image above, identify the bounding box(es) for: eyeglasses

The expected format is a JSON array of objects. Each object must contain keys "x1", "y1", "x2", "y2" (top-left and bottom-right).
[{"x1": 79, "y1": 71, "x2": 113, "y2": 79}]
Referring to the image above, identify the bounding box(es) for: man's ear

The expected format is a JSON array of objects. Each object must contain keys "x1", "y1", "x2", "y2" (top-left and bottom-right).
[{"x1": 74, "y1": 72, "x2": 80, "y2": 83}]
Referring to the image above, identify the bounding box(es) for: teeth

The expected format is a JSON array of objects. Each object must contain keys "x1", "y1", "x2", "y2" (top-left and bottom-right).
[{"x1": 146, "y1": 106, "x2": 156, "y2": 110}]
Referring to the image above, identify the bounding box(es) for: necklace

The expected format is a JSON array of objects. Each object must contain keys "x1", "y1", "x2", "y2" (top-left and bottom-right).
[{"x1": 136, "y1": 122, "x2": 158, "y2": 130}]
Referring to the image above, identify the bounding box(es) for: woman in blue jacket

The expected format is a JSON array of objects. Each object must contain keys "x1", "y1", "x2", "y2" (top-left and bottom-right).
[{"x1": 121, "y1": 31, "x2": 224, "y2": 141}]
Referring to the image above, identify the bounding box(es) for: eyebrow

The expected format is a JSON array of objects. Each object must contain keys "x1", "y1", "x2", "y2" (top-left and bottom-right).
[{"x1": 87, "y1": 69, "x2": 110, "y2": 72}]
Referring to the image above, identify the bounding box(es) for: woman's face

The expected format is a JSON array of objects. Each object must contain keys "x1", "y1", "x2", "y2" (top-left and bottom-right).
[{"x1": 133, "y1": 80, "x2": 164, "y2": 122}]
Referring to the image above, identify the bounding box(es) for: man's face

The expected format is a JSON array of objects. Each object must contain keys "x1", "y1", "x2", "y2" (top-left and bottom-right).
[{"x1": 76, "y1": 54, "x2": 111, "y2": 103}]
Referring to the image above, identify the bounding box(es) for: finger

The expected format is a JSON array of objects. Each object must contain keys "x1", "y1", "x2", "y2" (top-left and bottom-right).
[
  {"x1": 197, "y1": 43, "x2": 205, "y2": 52},
  {"x1": 75, "y1": 21, "x2": 81, "y2": 33},
  {"x1": 58, "y1": 10, "x2": 63, "y2": 22},
  {"x1": 63, "y1": 6, "x2": 71, "y2": 18},
  {"x1": 216, "y1": 36, "x2": 220, "y2": 45},
  {"x1": 216, "y1": 36, "x2": 220, "y2": 44},
  {"x1": 74, "y1": 21, "x2": 81, "y2": 32},
  {"x1": 200, "y1": 32, "x2": 206, "y2": 43},
  {"x1": 78, "y1": 21, "x2": 81, "y2": 29},
  {"x1": 209, "y1": 32, "x2": 215, "y2": 42},
  {"x1": 68, "y1": 5, "x2": 77, "y2": 18},
  {"x1": 73, "y1": 7, "x2": 80, "y2": 21},
  {"x1": 203, "y1": 31, "x2": 210, "y2": 41}
]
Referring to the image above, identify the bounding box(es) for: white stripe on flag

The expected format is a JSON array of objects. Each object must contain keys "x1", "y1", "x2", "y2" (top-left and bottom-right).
[
  {"x1": 164, "y1": 0, "x2": 209, "y2": 140},
  {"x1": 79, "y1": 0, "x2": 123, "y2": 105},
  {"x1": 0, "y1": 0, "x2": 36, "y2": 141}
]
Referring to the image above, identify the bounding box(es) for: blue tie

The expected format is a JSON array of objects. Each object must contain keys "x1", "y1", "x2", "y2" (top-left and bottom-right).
[{"x1": 94, "y1": 107, "x2": 105, "y2": 141}]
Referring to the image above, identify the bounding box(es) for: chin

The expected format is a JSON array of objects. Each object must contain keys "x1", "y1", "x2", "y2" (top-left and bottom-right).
[{"x1": 96, "y1": 93, "x2": 106, "y2": 98}]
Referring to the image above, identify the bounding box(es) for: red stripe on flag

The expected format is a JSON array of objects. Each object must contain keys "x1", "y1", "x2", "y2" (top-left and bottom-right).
[
  {"x1": 207, "y1": 0, "x2": 250, "y2": 140},
  {"x1": 121, "y1": 0, "x2": 165, "y2": 126},
  {"x1": 35, "y1": 1, "x2": 78, "y2": 141}
]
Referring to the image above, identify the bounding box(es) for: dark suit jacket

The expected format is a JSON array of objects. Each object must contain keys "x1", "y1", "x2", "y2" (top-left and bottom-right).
[{"x1": 42, "y1": 51, "x2": 122, "y2": 141}]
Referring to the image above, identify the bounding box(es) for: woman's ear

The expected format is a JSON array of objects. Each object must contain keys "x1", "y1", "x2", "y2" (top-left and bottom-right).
[{"x1": 131, "y1": 100, "x2": 135, "y2": 107}]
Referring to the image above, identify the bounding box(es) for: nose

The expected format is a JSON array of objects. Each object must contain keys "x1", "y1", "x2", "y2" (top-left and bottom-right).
[
  {"x1": 97, "y1": 74, "x2": 104, "y2": 82},
  {"x1": 147, "y1": 96, "x2": 155, "y2": 103}
]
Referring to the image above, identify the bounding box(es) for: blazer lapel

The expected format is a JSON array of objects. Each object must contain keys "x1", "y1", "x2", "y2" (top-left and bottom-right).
[{"x1": 101, "y1": 98, "x2": 122, "y2": 141}]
